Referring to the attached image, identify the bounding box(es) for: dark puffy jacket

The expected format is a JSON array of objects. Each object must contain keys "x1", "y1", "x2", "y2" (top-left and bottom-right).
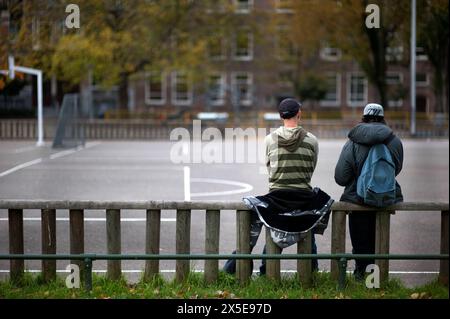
[{"x1": 334, "y1": 122, "x2": 404, "y2": 204}]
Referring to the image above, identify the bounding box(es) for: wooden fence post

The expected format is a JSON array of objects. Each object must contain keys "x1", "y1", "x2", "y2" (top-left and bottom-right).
[
  {"x1": 236, "y1": 210, "x2": 251, "y2": 284},
  {"x1": 70, "y1": 209, "x2": 84, "y2": 272},
  {"x1": 439, "y1": 210, "x2": 449, "y2": 286},
  {"x1": 106, "y1": 209, "x2": 121, "y2": 280},
  {"x1": 375, "y1": 211, "x2": 391, "y2": 283},
  {"x1": 265, "y1": 227, "x2": 281, "y2": 282},
  {"x1": 331, "y1": 211, "x2": 346, "y2": 280},
  {"x1": 144, "y1": 209, "x2": 161, "y2": 281},
  {"x1": 205, "y1": 210, "x2": 220, "y2": 284},
  {"x1": 176, "y1": 209, "x2": 191, "y2": 282},
  {"x1": 41, "y1": 209, "x2": 56, "y2": 282},
  {"x1": 8, "y1": 209, "x2": 24, "y2": 282},
  {"x1": 297, "y1": 232, "x2": 312, "y2": 287}
]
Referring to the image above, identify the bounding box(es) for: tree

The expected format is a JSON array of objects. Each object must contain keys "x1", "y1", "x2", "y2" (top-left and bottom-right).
[
  {"x1": 1, "y1": 1, "x2": 240, "y2": 110},
  {"x1": 290, "y1": 0, "x2": 410, "y2": 109},
  {"x1": 295, "y1": 73, "x2": 328, "y2": 112},
  {"x1": 417, "y1": 0, "x2": 449, "y2": 113},
  {"x1": 51, "y1": 0, "x2": 237, "y2": 109}
]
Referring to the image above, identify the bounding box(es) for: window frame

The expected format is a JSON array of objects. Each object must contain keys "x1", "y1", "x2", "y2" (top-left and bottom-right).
[
  {"x1": 234, "y1": 0, "x2": 253, "y2": 14},
  {"x1": 171, "y1": 71, "x2": 193, "y2": 106},
  {"x1": 232, "y1": 29, "x2": 254, "y2": 61},
  {"x1": 231, "y1": 72, "x2": 253, "y2": 106},
  {"x1": 320, "y1": 73, "x2": 341, "y2": 107},
  {"x1": 347, "y1": 73, "x2": 368, "y2": 107},
  {"x1": 207, "y1": 73, "x2": 227, "y2": 106},
  {"x1": 145, "y1": 72, "x2": 167, "y2": 106}
]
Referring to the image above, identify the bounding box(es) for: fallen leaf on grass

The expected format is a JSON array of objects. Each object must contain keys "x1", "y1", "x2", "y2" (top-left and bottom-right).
[{"x1": 215, "y1": 290, "x2": 231, "y2": 298}]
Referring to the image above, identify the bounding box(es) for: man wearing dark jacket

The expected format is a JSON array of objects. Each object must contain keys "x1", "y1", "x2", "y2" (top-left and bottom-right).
[{"x1": 334, "y1": 103, "x2": 403, "y2": 280}]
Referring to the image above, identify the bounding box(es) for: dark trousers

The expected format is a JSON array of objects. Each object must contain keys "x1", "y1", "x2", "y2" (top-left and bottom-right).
[
  {"x1": 348, "y1": 211, "x2": 376, "y2": 276},
  {"x1": 223, "y1": 210, "x2": 318, "y2": 274}
]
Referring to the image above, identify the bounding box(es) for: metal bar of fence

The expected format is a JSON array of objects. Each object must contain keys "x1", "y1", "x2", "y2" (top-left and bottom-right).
[
  {"x1": 2, "y1": 253, "x2": 447, "y2": 292},
  {"x1": 1, "y1": 253, "x2": 447, "y2": 260}
]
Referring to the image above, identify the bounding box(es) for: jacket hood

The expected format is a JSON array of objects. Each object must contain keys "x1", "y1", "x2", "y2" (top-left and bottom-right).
[
  {"x1": 274, "y1": 126, "x2": 307, "y2": 152},
  {"x1": 348, "y1": 122, "x2": 393, "y2": 145}
]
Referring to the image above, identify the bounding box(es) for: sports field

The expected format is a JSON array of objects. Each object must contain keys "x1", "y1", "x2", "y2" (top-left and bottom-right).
[{"x1": 0, "y1": 139, "x2": 448, "y2": 287}]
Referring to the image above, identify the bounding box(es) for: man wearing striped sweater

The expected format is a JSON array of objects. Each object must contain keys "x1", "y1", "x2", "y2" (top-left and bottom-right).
[
  {"x1": 223, "y1": 98, "x2": 320, "y2": 275},
  {"x1": 265, "y1": 98, "x2": 319, "y2": 192},
  {"x1": 262, "y1": 98, "x2": 319, "y2": 273}
]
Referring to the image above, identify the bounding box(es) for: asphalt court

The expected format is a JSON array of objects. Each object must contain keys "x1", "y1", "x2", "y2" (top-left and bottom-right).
[{"x1": 0, "y1": 139, "x2": 448, "y2": 287}]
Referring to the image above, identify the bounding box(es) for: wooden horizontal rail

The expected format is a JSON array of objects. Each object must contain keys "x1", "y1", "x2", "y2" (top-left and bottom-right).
[{"x1": 0, "y1": 200, "x2": 448, "y2": 211}]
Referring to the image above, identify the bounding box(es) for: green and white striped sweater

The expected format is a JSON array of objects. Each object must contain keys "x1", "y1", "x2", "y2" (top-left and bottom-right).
[{"x1": 264, "y1": 126, "x2": 319, "y2": 191}]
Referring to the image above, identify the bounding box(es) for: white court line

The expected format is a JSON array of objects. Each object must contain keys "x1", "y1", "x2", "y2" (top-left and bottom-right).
[
  {"x1": 0, "y1": 270, "x2": 439, "y2": 274},
  {"x1": 0, "y1": 158, "x2": 42, "y2": 178},
  {"x1": 0, "y1": 141, "x2": 102, "y2": 178},
  {"x1": 49, "y1": 149, "x2": 77, "y2": 160},
  {"x1": 184, "y1": 166, "x2": 191, "y2": 201},
  {"x1": 50, "y1": 141, "x2": 102, "y2": 160},
  {"x1": 0, "y1": 218, "x2": 176, "y2": 222},
  {"x1": 12, "y1": 145, "x2": 39, "y2": 154},
  {"x1": 190, "y1": 178, "x2": 253, "y2": 197}
]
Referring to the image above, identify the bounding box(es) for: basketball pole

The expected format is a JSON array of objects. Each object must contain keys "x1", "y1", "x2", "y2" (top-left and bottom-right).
[
  {"x1": 410, "y1": 0, "x2": 416, "y2": 136},
  {"x1": 7, "y1": 56, "x2": 44, "y2": 146}
]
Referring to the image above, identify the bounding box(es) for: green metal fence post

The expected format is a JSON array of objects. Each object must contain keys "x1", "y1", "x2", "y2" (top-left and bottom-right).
[
  {"x1": 84, "y1": 257, "x2": 93, "y2": 292},
  {"x1": 338, "y1": 257, "x2": 347, "y2": 290}
]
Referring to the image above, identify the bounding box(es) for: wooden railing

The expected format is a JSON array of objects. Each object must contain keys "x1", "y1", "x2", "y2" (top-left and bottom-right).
[{"x1": 0, "y1": 200, "x2": 448, "y2": 288}]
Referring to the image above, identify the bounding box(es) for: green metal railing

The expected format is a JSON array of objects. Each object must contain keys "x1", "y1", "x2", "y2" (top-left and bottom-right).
[{"x1": 0, "y1": 253, "x2": 448, "y2": 291}]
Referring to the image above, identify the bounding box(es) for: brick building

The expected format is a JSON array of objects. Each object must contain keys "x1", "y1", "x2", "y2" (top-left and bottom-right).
[{"x1": 1, "y1": 0, "x2": 441, "y2": 116}]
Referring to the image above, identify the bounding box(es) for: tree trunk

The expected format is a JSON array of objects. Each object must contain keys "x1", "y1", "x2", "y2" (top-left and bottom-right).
[
  {"x1": 363, "y1": 8, "x2": 388, "y2": 109},
  {"x1": 433, "y1": 69, "x2": 445, "y2": 113},
  {"x1": 118, "y1": 72, "x2": 129, "y2": 110}
]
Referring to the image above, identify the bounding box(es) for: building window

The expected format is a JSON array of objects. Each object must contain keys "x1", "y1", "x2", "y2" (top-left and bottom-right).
[
  {"x1": 347, "y1": 73, "x2": 367, "y2": 106},
  {"x1": 416, "y1": 47, "x2": 428, "y2": 61},
  {"x1": 386, "y1": 72, "x2": 403, "y2": 85},
  {"x1": 388, "y1": 99, "x2": 403, "y2": 107},
  {"x1": 233, "y1": 29, "x2": 253, "y2": 61},
  {"x1": 205, "y1": 0, "x2": 226, "y2": 13},
  {"x1": 276, "y1": 0, "x2": 294, "y2": 13},
  {"x1": 320, "y1": 73, "x2": 341, "y2": 107},
  {"x1": 208, "y1": 36, "x2": 226, "y2": 60},
  {"x1": 145, "y1": 72, "x2": 166, "y2": 105},
  {"x1": 386, "y1": 46, "x2": 404, "y2": 62},
  {"x1": 416, "y1": 95, "x2": 428, "y2": 113},
  {"x1": 207, "y1": 73, "x2": 226, "y2": 106},
  {"x1": 416, "y1": 73, "x2": 429, "y2": 86},
  {"x1": 320, "y1": 47, "x2": 342, "y2": 61},
  {"x1": 232, "y1": 72, "x2": 253, "y2": 106},
  {"x1": 171, "y1": 72, "x2": 192, "y2": 106},
  {"x1": 276, "y1": 26, "x2": 296, "y2": 60},
  {"x1": 234, "y1": 0, "x2": 253, "y2": 14}
]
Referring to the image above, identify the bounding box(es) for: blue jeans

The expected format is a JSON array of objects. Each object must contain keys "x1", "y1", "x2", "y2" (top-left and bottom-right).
[{"x1": 223, "y1": 210, "x2": 319, "y2": 274}]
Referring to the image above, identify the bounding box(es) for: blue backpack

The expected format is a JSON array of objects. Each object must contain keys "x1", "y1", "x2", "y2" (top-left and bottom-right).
[{"x1": 357, "y1": 135, "x2": 396, "y2": 207}]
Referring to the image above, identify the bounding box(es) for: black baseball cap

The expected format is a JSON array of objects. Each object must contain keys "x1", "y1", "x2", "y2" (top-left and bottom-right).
[{"x1": 278, "y1": 98, "x2": 302, "y2": 119}]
